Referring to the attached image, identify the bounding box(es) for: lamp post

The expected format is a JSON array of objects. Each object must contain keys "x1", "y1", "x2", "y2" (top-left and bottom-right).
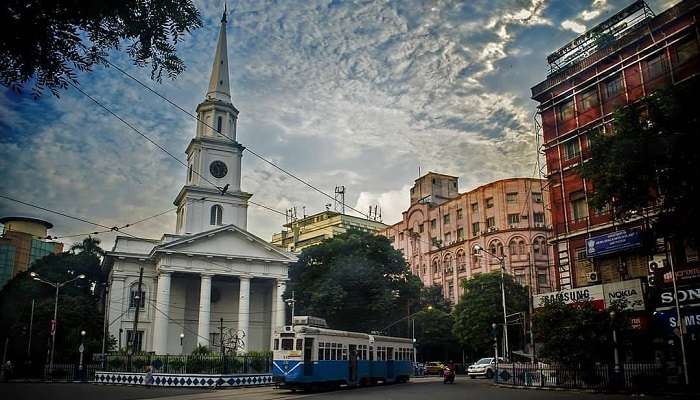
[
  {"x1": 30, "y1": 272, "x2": 86, "y2": 377},
  {"x1": 78, "y1": 330, "x2": 86, "y2": 380},
  {"x1": 180, "y1": 333, "x2": 185, "y2": 347},
  {"x1": 492, "y1": 322, "x2": 499, "y2": 381},
  {"x1": 285, "y1": 291, "x2": 296, "y2": 325},
  {"x1": 610, "y1": 311, "x2": 621, "y2": 384},
  {"x1": 475, "y1": 245, "x2": 509, "y2": 359}
]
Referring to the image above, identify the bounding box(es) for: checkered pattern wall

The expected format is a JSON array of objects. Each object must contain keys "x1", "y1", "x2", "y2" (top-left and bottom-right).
[{"x1": 94, "y1": 371, "x2": 273, "y2": 387}]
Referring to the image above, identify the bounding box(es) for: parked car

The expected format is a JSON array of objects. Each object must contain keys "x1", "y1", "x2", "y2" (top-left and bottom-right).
[
  {"x1": 467, "y1": 357, "x2": 504, "y2": 379},
  {"x1": 425, "y1": 361, "x2": 446, "y2": 375}
]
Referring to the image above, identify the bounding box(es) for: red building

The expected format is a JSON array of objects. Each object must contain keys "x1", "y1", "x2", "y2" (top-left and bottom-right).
[{"x1": 531, "y1": 0, "x2": 699, "y2": 291}]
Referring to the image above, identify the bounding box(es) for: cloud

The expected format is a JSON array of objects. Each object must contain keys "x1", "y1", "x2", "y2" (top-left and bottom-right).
[
  {"x1": 561, "y1": 19, "x2": 587, "y2": 34},
  {"x1": 7, "y1": 0, "x2": 672, "y2": 247}
]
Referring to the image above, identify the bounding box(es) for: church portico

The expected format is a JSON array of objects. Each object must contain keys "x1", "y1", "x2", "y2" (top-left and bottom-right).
[{"x1": 103, "y1": 8, "x2": 295, "y2": 356}]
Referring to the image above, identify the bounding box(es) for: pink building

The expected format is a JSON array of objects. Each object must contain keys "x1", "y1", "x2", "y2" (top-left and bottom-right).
[{"x1": 381, "y1": 173, "x2": 556, "y2": 304}]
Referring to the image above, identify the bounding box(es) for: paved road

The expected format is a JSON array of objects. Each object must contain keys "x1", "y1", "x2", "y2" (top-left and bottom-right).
[{"x1": 0, "y1": 377, "x2": 676, "y2": 400}]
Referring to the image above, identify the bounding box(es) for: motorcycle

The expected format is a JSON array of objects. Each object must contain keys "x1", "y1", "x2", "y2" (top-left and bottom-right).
[{"x1": 443, "y1": 367, "x2": 455, "y2": 384}]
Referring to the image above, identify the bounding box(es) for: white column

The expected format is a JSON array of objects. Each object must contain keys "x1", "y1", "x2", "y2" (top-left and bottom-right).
[
  {"x1": 107, "y1": 277, "x2": 126, "y2": 348},
  {"x1": 197, "y1": 274, "x2": 213, "y2": 348},
  {"x1": 152, "y1": 272, "x2": 171, "y2": 354},
  {"x1": 238, "y1": 276, "x2": 251, "y2": 352},
  {"x1": 276, "y1": 280, "x2": 287, "y2": 329},
  {"x1": 270, "y1": 281, "x2": 277, "y2": 349}
]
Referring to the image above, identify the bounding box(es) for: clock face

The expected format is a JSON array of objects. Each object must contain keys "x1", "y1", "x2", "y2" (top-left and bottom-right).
[{"x1": 210, "y1": 160, "x2": 228, "y2": 179}]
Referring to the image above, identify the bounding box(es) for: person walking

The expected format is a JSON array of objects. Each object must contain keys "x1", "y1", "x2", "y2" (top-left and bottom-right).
[{"x1": 144, "y1": 365, "x2": 154, "y2": 388}]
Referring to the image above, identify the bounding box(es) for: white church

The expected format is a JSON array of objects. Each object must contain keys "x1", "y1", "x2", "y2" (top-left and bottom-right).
[{"x1": 104, "y1": 10, "x2": 296, "y2": 355}]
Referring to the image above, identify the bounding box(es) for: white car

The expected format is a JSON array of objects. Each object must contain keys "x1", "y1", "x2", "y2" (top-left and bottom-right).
[{"x1": 467, "y1": 357, "x2": 505, "y2": 379}]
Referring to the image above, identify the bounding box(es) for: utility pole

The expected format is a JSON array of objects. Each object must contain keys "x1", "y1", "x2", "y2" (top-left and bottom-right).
[
  {"x1": 285, "y1": 291, "x2": 296, "y2": 325},
  {"x1": 130, "y1": 266, "x2": 144, "y2": 354},
  {"x1": 527, "y1": 251, "x2": 536, "y2": 362},
  {"x1": 219, "y1": 318, "x2": 224, "y2": 354},
  {"x1": 666, "y1": 239, "x2": 689, "y2": 385},
  {"x1": 100, "y1": 284, "x2": 109, "y2": 368}
]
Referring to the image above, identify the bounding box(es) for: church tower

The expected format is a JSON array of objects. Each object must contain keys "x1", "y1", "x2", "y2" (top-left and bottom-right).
[{"x1": 174, "y1": 7, "x2": 251, "y2": 235}]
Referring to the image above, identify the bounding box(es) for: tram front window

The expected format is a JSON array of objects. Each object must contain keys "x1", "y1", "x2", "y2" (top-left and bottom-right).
[{"x1": 281, "y1": 338, "x2": 294, "y2": 350}]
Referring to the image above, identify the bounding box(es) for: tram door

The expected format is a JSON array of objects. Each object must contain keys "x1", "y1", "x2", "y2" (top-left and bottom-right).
[
  {"x1": 348, "y1": 345, "x2": 358, "y2": 384},
  {"x1": 386, "y1": 347, "x2": 395, "y2": 380},
  {"x1": 303, "y1": 338, "x2": 314, "y2": 376}
]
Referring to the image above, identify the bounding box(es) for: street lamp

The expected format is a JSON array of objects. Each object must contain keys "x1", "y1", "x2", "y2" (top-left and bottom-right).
[
  {"x1": 285, "y1": 291, "x2": 296, "y2": 325},
  {"x1": 78, "y1": 330, "x2": 86, "y2": 380},
  {"x1": 180, "y1": 333, "x2": 185, "y2": 346},
  {"x1": 474, "y1": 244, "x2": 509, "y2": 359},
  {"x1": 29, "y1": 271, "x2": 86, "y2": 377},
  {"x1": 492, "y1": 322, "x2": 499, "y2": 381}
]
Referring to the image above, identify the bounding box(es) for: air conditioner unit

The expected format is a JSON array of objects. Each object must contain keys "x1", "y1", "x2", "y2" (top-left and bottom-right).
[
  {"x1": 534, "y1": 222, "x2": 545, "y2": 228},
  {"x1": 587, "y1": 271, "x2": 600, "y2": 283},
  {"x1": 509, "y1": 224, "x2": 518, "y2": 229},
  {"x1": 488, "y1": 227, "x2": 498, "y2": 232}
]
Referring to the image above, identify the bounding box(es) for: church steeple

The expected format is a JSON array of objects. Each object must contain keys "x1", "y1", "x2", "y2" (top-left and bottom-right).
[
  {"x1": 206, "y1": 4, "x2": 231, "y2": 102},
  {"x1": 174, "y1": 5, "x2": 251, "y2": 236}
]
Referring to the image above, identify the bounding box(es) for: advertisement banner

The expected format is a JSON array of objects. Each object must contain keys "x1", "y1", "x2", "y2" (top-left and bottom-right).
[
  {"x1": 534, "y1": 279, "x2": 645, "y2": 311},
  {"x1": 586, "y1": 229, "x2": 642, "y2": 258},
  {"x1": 602, "y1": 279, "x2": 645, "y2": 311},
  {"x1": 533, "y1": 285, "x2": 605, "y2": 309}
]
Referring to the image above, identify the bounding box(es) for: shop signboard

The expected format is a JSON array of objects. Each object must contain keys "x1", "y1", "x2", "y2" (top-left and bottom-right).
[
  {"x1": 586, "y1": 229, "x2": 642, "y2": 258},
  {"x1": 602, "y1": 279, "x2": 645, "y2": 311}
]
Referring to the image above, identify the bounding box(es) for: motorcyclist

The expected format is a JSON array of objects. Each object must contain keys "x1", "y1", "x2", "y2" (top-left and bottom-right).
[{"x1": 443, "y1": 360, "x2": 456, "y2": 384}]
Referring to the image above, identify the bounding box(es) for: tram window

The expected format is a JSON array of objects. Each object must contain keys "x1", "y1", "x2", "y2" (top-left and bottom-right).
[
  {"x1": 325, "y1": 346, "x2": 331, "y2": 360},
  {"x1": 273, "y1": 339, "x2": 279, "y2": 350},
  {"x1": 296, "y1": 339, "x2": 303, "y2": 350},
  {"x1": 369, "y1": 346, "x2": 374, "y2": 361},
  {"x1": 318, "y1": 343, "x2": 324, "y2": 360},
  {"x1": 387, "y1": 347, "x2": 393, "y2": 360},
  {"x1": 342, "y1": 348, "x2": 348, "y2": 360},
  {"x1": 281, "y1": 339, "x2": 294, "y2": 350}
]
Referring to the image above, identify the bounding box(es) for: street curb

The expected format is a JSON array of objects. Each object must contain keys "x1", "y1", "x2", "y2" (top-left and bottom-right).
[{"x1": 495, "y1": 383, "x2": 695, "y2": 397}]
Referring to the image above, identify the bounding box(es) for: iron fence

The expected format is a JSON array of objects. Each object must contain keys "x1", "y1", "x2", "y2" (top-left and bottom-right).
[
  {"x1": 495, "y1": 362, "x2": 666, "y2": 392},
  {"x1": 42, "y1": 363, "x2": 101, "y2": 382},
  {"x1": 102, "y1": 354, "x2": 272, "y2": 375}
]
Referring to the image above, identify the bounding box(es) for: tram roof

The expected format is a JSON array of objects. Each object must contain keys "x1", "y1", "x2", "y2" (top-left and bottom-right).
[{"x1": 289, "y1": 325, "x2": 413, "y2": 344}]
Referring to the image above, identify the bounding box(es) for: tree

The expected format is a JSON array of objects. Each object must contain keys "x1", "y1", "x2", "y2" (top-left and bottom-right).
[
  {"x1": 1, "y1": 0, "x2": 202, "y2": 97},
  {"x1": 533, "y1": 299, "x2": 629, "y2": 368},
  {"x1": 0, "y1": 238, "x2": 109, "y2": 370},
  {"x1": 417, "y1": 285, "x2": 451, "y2": 313},
  {"x1": 70, "y1": 236, "x2": 105, "y2": 257},
  {"x1": 452, "y1": 272, "x2": 528, "y2": 357},
  {"x1": 580, "y1": 77, "x2": 700, "y2": 245},
  {"x1": 413, "y1": 308, "x2": 459, "y2": 362},
  {"x1": 285, "y1": 230, "x2": 422, "y2": 334}
]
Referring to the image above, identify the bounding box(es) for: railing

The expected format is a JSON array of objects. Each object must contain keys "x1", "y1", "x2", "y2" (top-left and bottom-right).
[
  {"x1": 495, "y1": 362, "x2": 666, "y2": 392},
  {"x1": 102, "y1": 354, "x2": 272, "y2": 375},
  {"x1": 42, "y1": 363, "x2": 101, "y2": 382}
]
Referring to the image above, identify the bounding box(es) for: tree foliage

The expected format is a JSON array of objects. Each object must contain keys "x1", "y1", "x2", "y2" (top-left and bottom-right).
[
  {"x1": 452, "y1": 272, "x2": 528, "y2": 356},
  {"x1": 533, "y1": 299, "x2": 629, "y2": 367},
  {"x1": 580, "y1": 77, "x2": 700, "y2": 244},
  {"x1": 1, "y1": 0, "x2": 202, "y2": 97},
  {"x1": 413, "y1": 308, "x2": 459, "y2": 362},
  {"x1": 0, "y1": 237, "x2": 109, "y2": 366},
  {"x1": 285, "y1": 230, "x2": 422, "y2": 334}
]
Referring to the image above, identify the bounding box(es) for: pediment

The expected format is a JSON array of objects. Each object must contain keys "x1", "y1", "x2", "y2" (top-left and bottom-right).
[{"x1": 154, "y1": 225, "x2": 295, "y2": 262}]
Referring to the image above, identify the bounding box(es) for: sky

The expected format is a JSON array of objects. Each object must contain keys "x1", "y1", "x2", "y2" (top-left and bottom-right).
[{"x1": 0, "y1": 0, "x2": 680, "y2": 250}]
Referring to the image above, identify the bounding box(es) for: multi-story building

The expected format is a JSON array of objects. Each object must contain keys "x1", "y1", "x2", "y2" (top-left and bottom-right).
[
  {"x1": 271, "y1": 210, "x2": 387, "y2": 252},
  {"x1": 530, "y1": 0, "x2": 699, "y2": 291},
  {"x1": 381, "y1": 173, "x2": 554, "y2": 304},
  {"x1": 0, "y1": 216, "x2": 64, "y2": 289}
]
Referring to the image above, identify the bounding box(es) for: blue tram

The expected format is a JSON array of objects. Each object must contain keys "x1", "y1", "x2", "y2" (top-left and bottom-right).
[{"x1": 272, "y1": 316, "x2": 414, "y2": 390}]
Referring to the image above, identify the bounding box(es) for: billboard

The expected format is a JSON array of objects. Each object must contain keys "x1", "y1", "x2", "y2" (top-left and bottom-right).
[{"x1": 534, "y1": 279, "x2": 645, "y2": 311}]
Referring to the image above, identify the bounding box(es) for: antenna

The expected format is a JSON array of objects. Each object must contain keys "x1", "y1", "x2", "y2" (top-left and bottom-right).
[{"x1": 334, "y1": 186, "x2": 346, "y2": 214}]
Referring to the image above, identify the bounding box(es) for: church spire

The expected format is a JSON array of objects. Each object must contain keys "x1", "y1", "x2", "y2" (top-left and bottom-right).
[{"x1": 206, "y1": 4, "x2": 231, "y2": 102}]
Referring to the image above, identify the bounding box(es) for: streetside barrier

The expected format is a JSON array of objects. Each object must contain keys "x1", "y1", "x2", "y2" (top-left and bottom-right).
[{"x1": 495, "y1": 362, "x2": 666, "y2": 392}]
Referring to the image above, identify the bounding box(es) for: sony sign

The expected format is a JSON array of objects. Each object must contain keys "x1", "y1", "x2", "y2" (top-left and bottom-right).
[{"x1": 660, "y1": 286, "x2": 700, "y2": 306}]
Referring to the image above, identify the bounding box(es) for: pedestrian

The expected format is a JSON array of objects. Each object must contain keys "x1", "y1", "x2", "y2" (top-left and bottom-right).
[{"x1": 144, "y1": 365, "x2": 153, "y2": 388}]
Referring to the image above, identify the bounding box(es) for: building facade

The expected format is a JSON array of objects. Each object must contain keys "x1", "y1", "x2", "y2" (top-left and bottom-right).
[
  {"x1": 271, "y1": 210, "x2": 387, "y2": 252},
  {"x1": 0, "y1": 217, "x2": 63, "y2": 289},
  {"x1": 530, "y1": 0, "x2": 699, "y2": 291},
  {"x1": 380, "y1": 173, "x2": 554, "y2": 304},
  {"x1": 103, "y1": 11, "x2": 296, "y2": 355}
]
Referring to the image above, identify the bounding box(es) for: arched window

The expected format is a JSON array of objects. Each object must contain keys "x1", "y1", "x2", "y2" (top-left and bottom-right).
[
  {"x1": 456, "y1": 250, "x2": 466, "y2": 272},
  {"x1": 443, "y1": 254, "x2": 452, "y2": 273},
  {"x1": 519, "y1": 240, "x2": 526, "y2": 255},
  {"x1": 471, "y1": 245, "x2": 481, "y2": 268},
  {"x1": 509, "y1": 239, "x2": 518, "y2": 256},
  {"x1": 210, "y1": 205, "x2": 223, "y2": 225},
  {"x1": 432, "y1": 259, "x2": 439, "y2": 274},
  {"x1": 217, "y1": 116, "x2": 223, "y2": 134},
  {"x1": 496, "y1": 242, "x2": 504, "y2": 257},
  {"x1": 488, "y1": 240, "x2": 503, "y2": 263}
]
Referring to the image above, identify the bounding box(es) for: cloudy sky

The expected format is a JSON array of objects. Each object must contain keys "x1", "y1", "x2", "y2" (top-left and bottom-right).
[{"x1": 0, "y1": 0, "x2": 679, "y2": 249}]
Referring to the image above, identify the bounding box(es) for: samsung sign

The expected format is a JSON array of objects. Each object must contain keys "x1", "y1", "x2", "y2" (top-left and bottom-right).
[
  {"x1": 586, "y1": 229, "x2": 642, "y2": 258},
  {"x1": 534, "y1": 279, "x2": 644, "y2": 311}
]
